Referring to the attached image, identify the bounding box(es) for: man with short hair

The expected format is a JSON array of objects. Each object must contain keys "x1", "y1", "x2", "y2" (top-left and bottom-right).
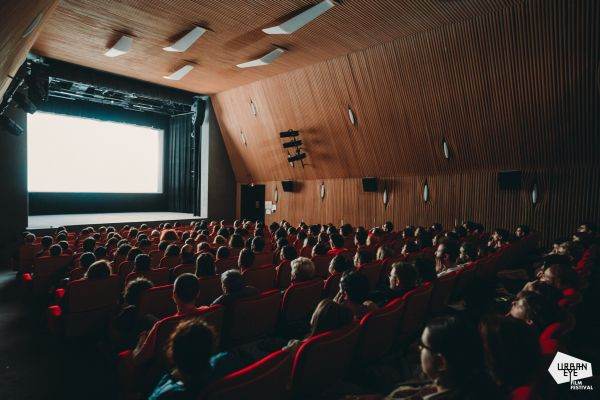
[
  {"x1": 327, "y1": 233, "x2": 348, "y2": 256},
  {"x1": 211, "y1": 270, "x2": 259, "y2": 308}
]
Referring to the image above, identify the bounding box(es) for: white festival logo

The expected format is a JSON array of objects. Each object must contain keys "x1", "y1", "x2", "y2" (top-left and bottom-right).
[{"x1": 548, "y1": 352, "x2": 593, "y2": 389}]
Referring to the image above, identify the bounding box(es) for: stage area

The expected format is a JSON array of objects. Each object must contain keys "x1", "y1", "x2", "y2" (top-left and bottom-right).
[{"x1": 28, "y1": 212, "x2": 201, "y2": 231}]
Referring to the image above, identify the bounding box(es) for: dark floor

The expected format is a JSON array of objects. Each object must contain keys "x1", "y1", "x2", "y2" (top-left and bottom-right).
[{"x1": 0, "y1": 269, "x2": 118, "y2": 400}]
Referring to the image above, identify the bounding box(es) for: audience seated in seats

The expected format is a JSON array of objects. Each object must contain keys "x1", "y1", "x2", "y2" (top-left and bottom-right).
[
  {"x1": 49, "y1": 244, "x2": 62, "y2": 258},
  {"x1": 195, "y1": 253, "x2": 216, "y2": 278},
  {"x1": 69, "y1": 252, "x2": 96, "y2": 281},
  {"x1": 413, "y1": 255, "x2": 437, "y2": 284},
  {"x1": 385, "y1": 316, "x2": 498, "y2": 399},
  {"x1": 228, "y1": 234, "x2": 245, "y2": 260},
  {"x1": 93, "y1": 246, "x2": 108, "y2": 260},
  {"x1": 149, "y1": 317, "x2": 243, "y2": 399},
  {"x1": 276, "y1": 245, "x2": 297, "y2": 288},
  {"x1": 509, "y1": 291, "x2": 559, "y2": 335},
  {"x1": 290, "y1": 256, "x2": 316, "y2": 284},
  {"x1": 375, "y1": 244, "x2": 394, "y2": 262},
  {"x1": 80, "y1": 237, "x2": 96, "y2": 256},
  {"x1": 214, "y1": 246, "x2": 233, "y2": 275},
  {"x1": 374, "y1": 261, "x2": 418, "y2": 306},
  {"x1": 85, "y1": 260, "x2": 112, "y2": 280},
  {"x1": 160, "y1": 244, "x2": 181, "y2": 269},
  {"x1": 112, "y1": 278, "x2": 157, "y2": 351},
  {"x1": 238, "y1": 248, "x2": 255, "y2": 272},
  {"x1": 179, "y1": 244, "x2": 195, "y2": 265},
  {"x1": 515, "y1": 225, "x2": 531, "y2": 239},
  {"x1": 333, "y1": 270, "x2": 377, "y2": 320},
  {"x1": 480, "y1": 315, "x2": 543, "y2": 399},
  {"x1": 488, "y1": 228, "x2": 511, "y2": 250},
  {"x1": 434, "y1": 238, "x2": 459, "y2": 275},
  {"x1": 114, "y1": 243, "x2": 132, "y2": 269},
  {"x1": 159, "y1": 229, "x2": 178, "y2": 243},
  {"x1": 251, "y1": 236, "x2": 271, "y2": 266},
  {"x1": 455, "y1": 241, "x2": 478, "y2": 266},
  {"x1": 132, "y1": 274, "x2": 203, "y2": 365},
  {"x1": 328, "y1": 254, "x2": 353, "y2": 276},
  {"x1": 328, "y1": 233, "x2": 348, "y2": 256},
  {"x1": 58, "y1": 241, "x2": 72, "y2": 256},
  {"x1": 300, "y1": 236, "x2": 317, "y2": 258},
  {"x1": 36, "y1": 236, "x2": 53, "y2": 257},
  {"x1": 353, "y1": 249, "x2": 374, "y2": 268},
  {"x1": 538, "y1": 263, "x2": 581, "y2": 307},
  {"x1": 211, "y1": 270, "x2": 259, "y2": 309}
]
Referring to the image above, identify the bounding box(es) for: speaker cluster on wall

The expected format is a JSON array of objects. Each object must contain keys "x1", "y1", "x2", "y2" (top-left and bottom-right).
[
  {"x1": 498, "y1": 170, "x2": 522, "y2": 190},
  {"x1": 362, "y1": 177, "x2": 378, "y2": 192},
  {"x1": 281, "y1": 180, "x2": 294, "y2": 192},
  {"x1": 280, "y1": 130, "x2": 306, "y2": 167}
]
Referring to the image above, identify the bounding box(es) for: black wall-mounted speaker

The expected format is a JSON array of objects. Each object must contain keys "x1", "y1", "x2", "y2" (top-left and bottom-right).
[
  {"x1": 498, "y1": 170, "x2": 522, "y2": 190},
  {"x1": 362, "y1": 177, "x2": 378, "y2": 192},
  {"x1": 281, "y1": 180, "x2": 294, "y2": 192}
]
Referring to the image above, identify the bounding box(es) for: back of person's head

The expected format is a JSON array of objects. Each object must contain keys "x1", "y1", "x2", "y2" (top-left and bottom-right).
[
  {"x1": 521, "y1": 280, "x2": 562, "y2": 305},
  {"x1": 340, "y1": 224, "x2": 353, "y2": 237},
  {"x1": 117, "y1": 243, "x2": 132, "y2": 257},
  {"x1": 167, "y1": 318, "x2": 215, "y2": 380},
  {"x1": 124, "y1": 277, "x2": 154, "y2": 307},
  {"x1": 402, "y1": 241, "x2": 419, "y2": 254},
  {"x1": 93, "y1": 246, "x2": 107, "y2": 259},
  {"x1": 312, "y1": 242, "x2": 328, "y2": 256},
  {"x1": 541, "y1": 263, "x2": 579, "y2": 290},
  {"x1": 174, "y1": 273, "x2": 200, "y2": 304},
  {"x1": 221, "y1": 269, "x2": 245, "y2": 294},
  {"x1": 309, "y1": 224, "x2": 320, "y2": 236},
  {"x1": 340, "y1": 270, "x2": 370, "y2": 304},
  {"x1": 238, "y1": 248, "x2": 255, "y2": 269},
  {"x1": 291, "y1": 257, "x2": 315, "y2": 282},
  {"x1": 390, "y1": 262, "x2": 417, "y2": 290},
  {"x1": 56, "y1": 232, "x2": 68, "y2": 242},
  {"x1": 330, "y1": 232, "x2": 344, "y2": 248},
  {"x1": 251, "y1": 236, "x2": 265, "y2": 252},
  {"x1": 310, "y1": 299, "x2": 353, "y2": 336},
  {"x1": 165, "y1": 243, "x2": 180, "y2": 257},
  {"x1": 41, "y1": 235, "x2": 53, "y2": 249},
  {"x1": 82, "y1": 237, "x2": 96, "y2": 252},
  {"x1": 127, "y1": 247, "x2": 143, "y2": 262},
  {"x1": 24, "y1": 232, "x2": 36, "y2": 243},
  {"x1": 329, "y1": 254, "x2": 352, "y2": 275},
  {"x1": 79, "y1": 252, "x2": 96, "y2": 270},
  {"x1": 49, "y1": 244, "x2": 62, "y2": 257},
  {"x1": 138, "y1": 238, "x2": 151, "y2": 249},
  {"x1": 280, "y1": 245, "x2": 298, "y2": 262},
  {"x1": 216, "y1": 246, "x2": 230, "y2": 260},
  {"x1": 353, "y1": 249, "x2": 373, "y2": 267},
  {"x1": 58, "y1": 240, "x2": 69, "y2": 252},
  {"x1": 134, "y1": 253, "x2": 151, "y2": 272},
  {"x1": 195, "y1": 253, "x2": 215, "y2": 277},
  {"x1": 413, "y1": 255, "x2": 437, "y2": 282},
  {"x1": 85, "y1": 260, "x2": 111, "y2": 280},
  {"x1": 420, "y1": 316, "x2": 489, "y2": 394},
  {"x1": 229, "y1": 233, "x2": 244, "y2": 249},
  {"x1": 160, "y1": 229, "x2": 178, "y2": 242},
  {"x1": 180, "y1": 244, "x2": 195, "y2": 264},
  {"x1": 304, "y1": 236, "x2": 317, "y2": 249},
  {"x1": 355, "y1": 230, "x2": 368, "y2": 246},
  {"x1": 480, "y1": 315, "x2": 541, "y2": 391},
  {"x1": 376, "y1": 245, "x2": 394, "y2": 261}
]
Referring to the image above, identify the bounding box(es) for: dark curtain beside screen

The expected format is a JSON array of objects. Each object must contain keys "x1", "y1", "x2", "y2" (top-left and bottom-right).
[{"x1": 166, "y1": 98, "x2": 205, "y2": 214}]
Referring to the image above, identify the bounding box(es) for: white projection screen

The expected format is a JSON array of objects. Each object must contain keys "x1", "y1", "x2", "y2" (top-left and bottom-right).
[{"x1": 27, "y1": 112, "x2": 164, "y2": 193}]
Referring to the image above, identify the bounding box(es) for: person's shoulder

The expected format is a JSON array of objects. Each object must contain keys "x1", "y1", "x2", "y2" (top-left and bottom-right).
[{"x1": 149, "y1": 374, "x2": 188, "y2": 400}]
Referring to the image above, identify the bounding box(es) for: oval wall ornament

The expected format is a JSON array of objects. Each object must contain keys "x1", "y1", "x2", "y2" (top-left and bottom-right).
[
  {"x1": 274, "y1": 186, "x2": 279, "y2": 203},
  {"x1": 383, "y1": 186, "x2": 389, "y2": 207},
  {"x1": 423, "y1": 181, "x2": 430, "y2": 203},
  {"x1": 531, "y1": 182, "x2": 538, "y2": 206},
  {"x1": 320, "y1": 182, "x2": 326, "y2": 200}
]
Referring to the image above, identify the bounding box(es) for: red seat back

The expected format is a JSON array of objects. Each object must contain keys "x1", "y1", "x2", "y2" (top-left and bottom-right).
[
  {"x1": 215, "y1": 258, "x2": 235, "y2": 275},
  {"x1": 452, "y1": 262, "x2": 476, "y2": 299},
  {"x1": 124, "y1": 268, "x2": 170, "y2": 286},
  {"x1": 429, "y1": 271, "x2": 458, "y2": 314},
  {"x1": 138, "y1": 284, "x2": 176, "y2": 319},
  {"x1": 281, "y1": 280, "x2": 323, "y2": 326},
  {"x1": 357, "y1": 298, "x2": 405, "y2": 362},
  {"x1": 117, "y1": 261, "x2": 134, "y2": 281},
  {"x1": 398, "y1": 284, "x2": 433, "y2": 339},
  {"x1": 275, "y1": 260, "x2": 291, "y2": 289},
  {"x1": 19, "y1": 244, "x2": 41, "y2": 273},
  {"x1": 32, "y1": 255, "x2": 73, "y2": 294},
  {"x1": 159, "y1": 255, "x2": 181, "y2": 269},
  {"x1": 149, "y1": 250, "x2": 162, "y2": 268},
  {"x1": 172, "y1": 263, "x2": 195, "y2": 279},
  {"x1": 225, "y1": 290, "x2": 281, "y2": 346},
  {"x1": 201, "y1": 349, "x2": 292, "y2": 400},
  {"x1": 358, "y1": 262, "x2": 382, "y2": 290},
  {"x1": 242, "y1": 265, "x2": 276, "y2": 292},
  {"x1": 252, "y1": 252, "x2": 273, "y2": 267},
  {"x1": 323, "y1": 273, "x2": 342, "y2": 298},
  {"x1": 291, "y1": 323, "x2": 361, "y2": 396},
  {"x1": 311, "y1": 255, "x2": 332, "y2": 278},
  {"x1": 196, "y1": 275, "x2": 223, "y2": 306},
  {"x1": 63, "y1": 275, "x2": 121, "y2": 336}
]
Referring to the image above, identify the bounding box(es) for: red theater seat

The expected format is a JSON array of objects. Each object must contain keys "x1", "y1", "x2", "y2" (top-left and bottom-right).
[
  {"x1": 223, "y1": 290, "x2": 281, "y2": 347},
  {"x1": 357, "y1": 297, "x2": 405, "y2": 363},
  {"x1": 149, "y1": 250, "x2": 162, "y2": 268},
  {"x1": 242, "y1": 264, "x2": 276, "y2": 292},
  {"x1": 358, "y1": 262, "x2": 382, "y2": 290},
  {"x1": 311, "y1": 255, "x2": 332, "y2": 278},
  {"x1": 196, "y1": 275, "x2": 223, "y2": 306},
  {"x1": 124, "y1": 268, "x2": 170, "y2": 286},
  {"x1": 117, "y1": 261, "x2": 134, "y2": 281},
  {"x1": 281, "y1": 280, "x2": 323, "y2": 333},
  {"x1": 291, "y1": 323, "x2": 361, "y2": 397},
  {"x1": 138, "y1": 284, "x2": 176, "y2": 319},
  {"x1": 398, "y1": 283, "x2": 433, "y2": 342},
  {"x1": 428, "y1": 271, "x2": 458, "y2": 314},
  {"x1": 275, "y1": 260, "x2": 291, "y2": 289},
  {"x1": 172, "y1": 263, "x2": 195, "y2": 279},
  {"x1": 253, "y1": 251, "x2": 273, "y2": 267},
  {"x1": 48, "y1": 275, "x2": 120, "y2": 336},
  {"x1": 30, "y1": 255, "x2": 73, "y2": 295},
  {"x1": 215, "y1": 258, "x2": 234, "y2": 275},
  {"x1": 323, "y1": 273, "x2": 342, "y2": 298},
  {"x1": 159, "y1": 255, "x2": 181, "y2": 269},
  {"x1": 200, "y1": 349, "x2": 293, "y2": 400},
  {"x1": 18, "y1": 243, "x2": 41, "y2": 273}
]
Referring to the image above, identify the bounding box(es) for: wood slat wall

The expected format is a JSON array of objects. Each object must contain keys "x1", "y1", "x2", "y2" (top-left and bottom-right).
[
  {"x1": 260, "y1": 167, "x2": 600, "y2": 245},
  {"x1": 0, "y1": 0, "x2": 60, "y2": 101},
  {"x1": 212, "y1": 0, "x2": 600, "y2": 182}
]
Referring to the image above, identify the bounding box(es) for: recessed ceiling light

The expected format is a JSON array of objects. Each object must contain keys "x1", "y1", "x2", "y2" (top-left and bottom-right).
[
  {"x1": 236, "y1": 47, "x2": 285, "y2": 69},
  {"x1": 163, "y1": 64, "x2": 194, "y2": 80},
  {"x1": 263, "y1": 0, "x2": 337, "y2": 35},
  {"x1": 163, "y1": 26, "x2": 207, "y2": 52},
  {"x1": 104, "y1": 36, "x2": 133, "y2": 57}
]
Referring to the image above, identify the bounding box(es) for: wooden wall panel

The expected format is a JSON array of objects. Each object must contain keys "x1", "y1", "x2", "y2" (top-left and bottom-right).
[
  {"x1": 262, "y1": 167, "x2": 600, "y2": 245},
  {"x1": 212, "y1": 0, "x2": 600, "y2": 182}
]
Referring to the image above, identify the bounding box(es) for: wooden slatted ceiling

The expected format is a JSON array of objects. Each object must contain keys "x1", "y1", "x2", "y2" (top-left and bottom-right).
[
  {"x1": 212, "y1": 0, "x2": 600, "y2": 183},
  {"x1": 32, "y1": 0, "x2": 520, "y2": 94},
  {"x1": 260, "y1": 167, "x2": 600, "y2": 245}
]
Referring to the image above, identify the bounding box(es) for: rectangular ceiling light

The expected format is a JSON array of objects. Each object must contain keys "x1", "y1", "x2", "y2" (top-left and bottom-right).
[
  {"x1": 104, "y1": 36, "x2": 133, "y2": 57},
  {"x1": 236, "y1": 47, "x2": 285, "y2": 69},
  {"x1": 163, "y1": 26, "x2": 207, "y2": 52},
  {"x1": 163, "y1": 64, "x2": 194, "y2": 80},
  {"x1": 263, "y1": 0, "x2": 336, "y2": 35}
]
